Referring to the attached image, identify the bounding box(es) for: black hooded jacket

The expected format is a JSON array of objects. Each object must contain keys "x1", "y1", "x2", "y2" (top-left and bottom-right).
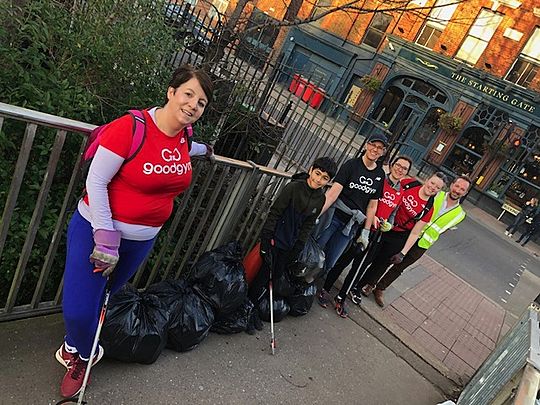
[{"x1": 261, "y1": 173, "x2": 326, "y2": 252}]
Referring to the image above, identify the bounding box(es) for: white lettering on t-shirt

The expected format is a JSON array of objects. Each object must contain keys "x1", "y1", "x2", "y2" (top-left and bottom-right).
[
  {"x1": 143, "y1": 147, "x2": 192, "y2": 175},
  {"x1": 403, "y1": 194, "x2": 425, "y2": 216},
  {"x1": 379, "y1": 190, "x2": 399, "y2": 209},
  {"x1": 348, "y1": 182, "x2": 378, "y2": 193}
]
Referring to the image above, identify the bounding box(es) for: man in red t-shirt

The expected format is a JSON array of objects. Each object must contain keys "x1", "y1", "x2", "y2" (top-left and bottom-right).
[{"x1": 359, "y1": 172, "x2": 448, "y2": 307}]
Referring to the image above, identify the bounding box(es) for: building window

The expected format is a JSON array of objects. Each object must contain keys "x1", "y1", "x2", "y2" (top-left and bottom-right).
[
  {"x1": 455, "y1": 9, "x2": 503, "y2": 65},
  {"x1": 487, "y1": 126, "x2": 540, "y2": 202},
  {"x1": 362, "y1": 13, "x2": 393, "y2": 49},
  {"x1": 312, "y1": 0, "x2": 332, "y2": 19},
  {"x1": 443, "y1": 126, "x2": 491, "y2": 176},
  {"x1": 372, "y1": 86, "x2": 404, "y2": 127},
  {"x1": 417, "y1": 26, "x2": 442, "y2": 49},
  {"x1": 416, "y1": 0, "x2": 459, "y2": 49},
  {"x1": 506, "y1": 27, "x2": 540, "y2": 88},
  {"x1": 209, "y1": 0, "x2": 228, "y2": 16},
  {"x1": 443, "y1": 104, "x2": 509, "y2": 176}
]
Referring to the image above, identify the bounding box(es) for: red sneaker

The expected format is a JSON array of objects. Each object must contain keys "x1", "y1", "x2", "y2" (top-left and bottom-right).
[
  {"x1": 60, "y1": 346, "x2": 104, "y2": 398},
  {"x1": 55, "y1": 343, "x2": 78, "y2": 370}
]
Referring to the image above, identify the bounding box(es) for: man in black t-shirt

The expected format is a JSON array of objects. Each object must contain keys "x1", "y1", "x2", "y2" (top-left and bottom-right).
[{"x1": 315, "y1": 134, "x2": 386, "y2": 313}]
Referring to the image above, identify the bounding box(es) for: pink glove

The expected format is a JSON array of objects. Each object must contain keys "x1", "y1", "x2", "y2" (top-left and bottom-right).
[{"x1": 90, "y1": 229, "x2": 121, "y2": 277}]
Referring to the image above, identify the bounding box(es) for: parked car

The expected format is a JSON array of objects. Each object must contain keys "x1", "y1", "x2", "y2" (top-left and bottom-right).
[{"x1": 164, "y1": 2, "x2": 222, "y2": 55}]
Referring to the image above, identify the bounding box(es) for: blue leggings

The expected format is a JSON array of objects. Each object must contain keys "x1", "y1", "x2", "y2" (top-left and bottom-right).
[{"x1": 62, "y1": 210, "x2": 155, "y2": 358}]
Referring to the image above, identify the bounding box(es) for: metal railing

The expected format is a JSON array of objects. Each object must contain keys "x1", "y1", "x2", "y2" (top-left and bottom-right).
[
  {"x1": 0, "y1": 102, "x2": 290, "y2": 322},
  {"x1": 165, "y1": 0, "x2": 393, "y2": 173},
  {"x1": 457, "y1": 304, "x2": 540, "y2": 405}
]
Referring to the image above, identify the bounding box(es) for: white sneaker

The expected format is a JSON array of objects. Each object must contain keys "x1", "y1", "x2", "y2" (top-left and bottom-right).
[{"x1": 504, "y1": 231, "x2": 509, "y2": 236}]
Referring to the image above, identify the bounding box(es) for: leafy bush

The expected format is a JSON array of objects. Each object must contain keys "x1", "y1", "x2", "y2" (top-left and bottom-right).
[
  {"x1": 0, "y1": 0, "x2": 176, "y2": 123},
  {"x1": 0, "y1": 0, "x2": 178, "y2": 306}
]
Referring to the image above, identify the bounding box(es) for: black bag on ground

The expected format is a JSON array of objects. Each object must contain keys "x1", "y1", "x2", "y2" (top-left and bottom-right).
[
  {"x1": 273, "y1": 270, "x2": 296, "y2": 298},
  {"x1": 211, "y1": 298, "x2": 254, "y2": 334},
  {"x1": 258, "y1": 293, "x2": 290, "y2": 323},
  {"x1": 287, "y1": 284, "x2": 317, "y2": 317},
  {"x1": 289, "y1": 236, "x2": 325, "y2": 284},
  {"x1": 188, "y1": 241, "x2": 248, "y2": 316},
  {"x1": 147, "y1": 279, "x2": 215, "y2": 352},
  {"x1": 101, "y1": 284, "x2": 169, "y2": 364}
]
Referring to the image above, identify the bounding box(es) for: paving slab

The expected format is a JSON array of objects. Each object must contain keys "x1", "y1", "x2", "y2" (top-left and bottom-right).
[{"x1": 357, "y1": 255, "x2": 508, "y2": 385}]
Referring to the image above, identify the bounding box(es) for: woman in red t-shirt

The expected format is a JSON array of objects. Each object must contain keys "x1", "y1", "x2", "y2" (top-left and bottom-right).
[
  {"x1": 359, "y1": 172, "x2": 448, "y2": 307},
  {"x1": 56, "y1": 65, "x2": 214, "y2": 399}
]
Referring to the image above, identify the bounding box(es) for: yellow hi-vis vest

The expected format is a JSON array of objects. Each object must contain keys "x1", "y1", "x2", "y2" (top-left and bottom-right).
[{"x1": 418, "y1": 191, "x2": 466, "y2": 249}]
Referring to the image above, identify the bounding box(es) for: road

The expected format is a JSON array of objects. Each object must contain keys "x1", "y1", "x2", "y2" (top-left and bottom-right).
[{"x1": 427, "y1": 216, "x2": 540, "y2": 317}]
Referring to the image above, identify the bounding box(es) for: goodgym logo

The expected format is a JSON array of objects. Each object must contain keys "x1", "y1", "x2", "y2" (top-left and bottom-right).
[{"x1": 143, "y1": 148, "x2": 192, "y2": 175}]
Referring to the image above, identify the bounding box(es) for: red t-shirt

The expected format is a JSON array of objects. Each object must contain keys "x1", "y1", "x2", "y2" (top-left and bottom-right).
[
  {"x1": 393, "y1": 178, "x2": 433, "y2": 232},
  {"x1": 376, "y1": 177, "x2": 403, "y2": 220},
  {"x1": 83, "y1": 110, "x2": 193, "y2": 226}
]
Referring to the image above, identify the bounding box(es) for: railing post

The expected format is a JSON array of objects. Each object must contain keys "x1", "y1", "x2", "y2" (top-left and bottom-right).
[
  {"x1": 0, "y1": 123, "x2": 36, "y2": 262},
  {"x1": 5, "y1": 129, "x2": 67, "y2": 313},
  {"x1": 206, "y1": 161, "x2": 261, "y2": 249}
]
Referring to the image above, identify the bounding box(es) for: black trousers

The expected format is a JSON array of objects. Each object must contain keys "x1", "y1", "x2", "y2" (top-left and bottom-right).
[
  {"x1": 359, "y1": 230, "x2": 410, "y2": 288},
  {"x1": 323, "y1": 232, "x2": 381, "y2": 299},
  {"x1": 376, "y1": 243, "x2": 427, "y2": 290},
  {"x1": 517, "y1": 225, "x2": 539, "y2": 246},
  {"x1": 506, "y1": 213, "x2": 527, "y2": 234}
]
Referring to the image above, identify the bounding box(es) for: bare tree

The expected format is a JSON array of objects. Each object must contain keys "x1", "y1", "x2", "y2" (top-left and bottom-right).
[{"x1": 203, "y1": 0, "x2": 465, "y2": 66}]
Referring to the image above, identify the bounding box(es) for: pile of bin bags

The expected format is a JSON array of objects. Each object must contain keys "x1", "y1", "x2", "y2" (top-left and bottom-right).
[
  {"x1": 100, "y1": 241, "x2": 252, "y2": 364},
  {"x1": 257, "y1": 237, "x2": 324, "y2": 323},
  {"x1": 100, "y1": 240, "x2": 322, "y2": 364}
]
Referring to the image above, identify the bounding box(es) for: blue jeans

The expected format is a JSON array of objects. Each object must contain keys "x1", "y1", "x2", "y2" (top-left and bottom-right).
[
  {"x1": 62, "y1": 210, "x2": 155, "y2": 358},
  {"x1": 316, "y1": 215, "x2": 358, "y2": 275}
]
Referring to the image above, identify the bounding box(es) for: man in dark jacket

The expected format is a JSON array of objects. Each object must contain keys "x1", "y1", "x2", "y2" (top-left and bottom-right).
[{"x1": 516, "y1": 210, "x2": 540, "y2": 246}]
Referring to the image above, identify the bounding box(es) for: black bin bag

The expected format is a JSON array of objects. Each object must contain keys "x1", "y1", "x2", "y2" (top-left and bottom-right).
[
  {"x1": 289, "y1": 236, "x2": 325, "y2": 285},
  {"x1": 258, "y1": 293, "x2": 290, "y2": 323},
  {"x1": 211, "y1": 298, "x2": 254, "y2": 334},
  {"x1": 101, "y1": 284, "x2": 169, "y2": 364},
  {"x1": 147, "y1": 279, "x2": 215, "y2": 352},
  {"x1": 188, "y1": 241, "x2": 248, "y2": 316},
  {"x1": 287, "y1": 284, "x2": 317, "y2": 317}
]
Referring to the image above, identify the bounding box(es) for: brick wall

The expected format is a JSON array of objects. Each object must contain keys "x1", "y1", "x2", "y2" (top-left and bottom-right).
[{"x1": 251, "y1": 0, "x2": 540, "y2": 93}]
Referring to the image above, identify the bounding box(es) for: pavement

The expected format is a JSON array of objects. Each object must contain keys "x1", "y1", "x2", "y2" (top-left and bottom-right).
[
  {"x1": 1, "y1": 203, "x2": 538, "y2": 404},
  {"x1": 352, "y1": 199, "x2": 539, "y2": 386}
]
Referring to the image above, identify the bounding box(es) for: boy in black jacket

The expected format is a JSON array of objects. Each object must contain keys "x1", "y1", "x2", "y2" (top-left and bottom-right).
[{"x1": 249, "y1": 157, "x2": 337, "y2": 305}]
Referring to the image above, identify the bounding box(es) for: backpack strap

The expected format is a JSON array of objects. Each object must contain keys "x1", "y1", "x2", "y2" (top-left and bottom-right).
[
  {"x1": 125, "y1": 109, "x2": 146, "y2": 162},
  {"x1": 402, "y1": 180, "x2": 422, "y2": 191}
]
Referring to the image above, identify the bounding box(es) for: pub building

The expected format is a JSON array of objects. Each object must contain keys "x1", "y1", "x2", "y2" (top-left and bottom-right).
[
  {"x1": 365, "y1": 36, "x2": 540, "y2": 218},
  {"x1": 279, "y1": 26, "x2": 539, "y2": 220}
]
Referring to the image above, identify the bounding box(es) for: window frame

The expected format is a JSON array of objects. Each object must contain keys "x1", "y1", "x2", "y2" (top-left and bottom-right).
[
  {"x1": 361, "y1": 13, "x2": 393, "y2": 49},
  {"x1": 455, "y1": 8, "x2": 504, "y2": 65},
  {"x1": 505, "y1": 27, "x2": 540, "y2": 88}
]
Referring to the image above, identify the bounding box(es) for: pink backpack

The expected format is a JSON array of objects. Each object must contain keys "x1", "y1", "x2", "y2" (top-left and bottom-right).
[{"x1": 83, "y1": 109, "x2": 193, "y2": 163}]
